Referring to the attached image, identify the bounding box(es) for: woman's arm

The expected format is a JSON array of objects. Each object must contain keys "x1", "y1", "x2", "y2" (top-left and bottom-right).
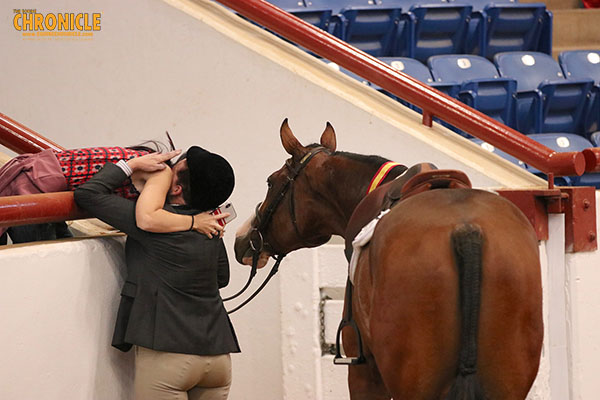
[{"x1": 135, "y1": 167, "x2": 229, "y2": 236}]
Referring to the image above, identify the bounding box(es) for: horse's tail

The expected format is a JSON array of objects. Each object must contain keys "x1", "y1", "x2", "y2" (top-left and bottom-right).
[{"x1": 446, "y1": 224, "x2": 486, "y2": 400}]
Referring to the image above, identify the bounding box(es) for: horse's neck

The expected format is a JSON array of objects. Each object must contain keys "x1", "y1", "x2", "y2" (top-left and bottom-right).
[{"x1": 320, "y1": 156, "x2": 389, "y2": 235}]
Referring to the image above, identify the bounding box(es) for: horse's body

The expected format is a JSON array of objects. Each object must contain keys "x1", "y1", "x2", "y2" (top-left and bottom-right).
[
  {"x1": 234, "y1": 120, "x2": 543, "y2": 399},
  {"x1": 347, "y1": 189, "x2": 542, "y2": 399}
]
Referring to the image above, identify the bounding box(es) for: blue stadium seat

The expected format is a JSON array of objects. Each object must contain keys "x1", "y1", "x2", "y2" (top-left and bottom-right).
[
  {"x1": 463, "y1": 0, "x2": 517, "y2": 54},
  {"x1": 380, "y1": 56, "x2": 434, "y2": 84},
  {"x1": 527, "y1": 133, "x2": 600, "y2": 187},
  {"x1": 494, "y1": 52, "x2": 594, "y2": 135},
  {"x1": 378, "y1": 56, "x2": 460, "y2": 103},
  {"x1": 428, "y1": 55, "x2": 517, "y2": 129},
  {"x1": 559, "y1": 50, "x2": 600, "y2": 134},
  {"x1": 559, "y1": 50, "x2": 600, "y2": 85},
  {"x1": 332, "y1": 4, "x2": 404, "y2": 57},
  {"x1": 592, "y1": 131, "x2": 600, "y2": 147},
  {"x1": 470, "y1": 138, "x2": 527, "y2": 169},
  {"x1": 467, "y1": 2, "x2": 552, "y2": 59},
  {"x1": 405, "y1": 4, "x2": 473, "y2": 62}
]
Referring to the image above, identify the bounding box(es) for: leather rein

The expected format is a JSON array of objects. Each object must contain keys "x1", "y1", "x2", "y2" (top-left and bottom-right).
[{"x1": 226, "y1": 147, "x2": 328, "y2": 314}]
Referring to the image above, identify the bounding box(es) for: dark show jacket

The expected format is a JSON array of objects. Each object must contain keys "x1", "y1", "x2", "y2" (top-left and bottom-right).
[{"x1": 74, "y1": 163, "x2": 240, "y2": 356}]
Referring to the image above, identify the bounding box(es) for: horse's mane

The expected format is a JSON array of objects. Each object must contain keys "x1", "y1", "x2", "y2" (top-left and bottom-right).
[{"x1": 306, "y1": 143, "x2": 390, "y2": 168}]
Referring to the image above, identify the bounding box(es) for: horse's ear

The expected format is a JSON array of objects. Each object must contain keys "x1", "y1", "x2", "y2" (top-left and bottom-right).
[
  {"x1": 280, "y1": 118, "x2": 305, "y2": 158},
  {"x1": 320, "y1": 122, "x2": 336, "y2": 152}
]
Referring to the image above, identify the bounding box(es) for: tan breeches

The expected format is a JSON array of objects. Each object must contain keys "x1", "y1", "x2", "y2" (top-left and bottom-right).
[{"x1": 134, "y1": 346, "x2": 232, "y2": 400}]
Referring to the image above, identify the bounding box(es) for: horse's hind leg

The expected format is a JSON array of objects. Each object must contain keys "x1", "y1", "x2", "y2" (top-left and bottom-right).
[
  {"x1": 347, "y1": 358, "x2": 391, "y2": 400},
  {"x1": 343, "y1": 326, "x2": 391, "y2": 400}
]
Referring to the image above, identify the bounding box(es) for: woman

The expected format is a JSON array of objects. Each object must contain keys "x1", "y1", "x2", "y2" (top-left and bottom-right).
[{"x1": 74, "y1": 146, "x2": 239, "y2": 400}]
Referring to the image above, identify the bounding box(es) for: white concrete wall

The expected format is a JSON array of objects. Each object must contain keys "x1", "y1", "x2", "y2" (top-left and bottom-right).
[
  {"x1": 0, "y1": 0, "x2": 593, "y2": 399},
  {"x1": 0, "y1": 238, "x2": 134, "y2": 400},
  {"x1": 564, "y1": 193, "x2": 600, "y2": 400}
]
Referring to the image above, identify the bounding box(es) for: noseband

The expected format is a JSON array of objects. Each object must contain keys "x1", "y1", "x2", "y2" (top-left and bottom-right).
[{"x1": 226, "y1": 147, "x2": 329, "y2": 313}]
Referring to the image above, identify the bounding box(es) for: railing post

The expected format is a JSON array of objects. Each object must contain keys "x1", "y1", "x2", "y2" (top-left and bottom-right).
[{"x1": 422, "y1": 110, "x2": 432, "y2": 128}]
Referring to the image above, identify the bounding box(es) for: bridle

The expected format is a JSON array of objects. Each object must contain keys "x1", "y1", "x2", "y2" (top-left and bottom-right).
[{"x1": 226, "y1": 147, "x2": 329, "y2": 313}]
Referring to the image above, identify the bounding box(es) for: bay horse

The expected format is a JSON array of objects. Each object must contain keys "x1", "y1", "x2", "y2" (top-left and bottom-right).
[{"x1": 234, "y1": 120, "x2": 543, "y2": 400}]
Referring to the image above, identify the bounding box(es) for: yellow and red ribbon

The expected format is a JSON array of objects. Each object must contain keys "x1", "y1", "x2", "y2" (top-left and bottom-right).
[{"x1": 366, "y1": 162, "x2": 402, "y2": 195}]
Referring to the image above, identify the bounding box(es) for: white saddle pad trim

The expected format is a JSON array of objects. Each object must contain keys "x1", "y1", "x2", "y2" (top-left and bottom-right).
[{"x1": 349, "y1": 209, "x2": 390, "y2": 284}]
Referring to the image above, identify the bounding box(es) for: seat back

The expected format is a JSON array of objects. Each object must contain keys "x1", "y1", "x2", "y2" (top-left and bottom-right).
[
  {"x1": 408, "y1": 4, "x2": 472, "y2": 62},
  {"x1": 482, "y1": 4, "x2": 551, "y2": 59},
  {"x1": 538, "y1": 80, "x2": 594, "y2": 133},
  {"x1": 559, "y1": 50, "x2": 600, "y2": 85},
  {"x1": 428, "y1": 54, "x2": 500, "y2": 82},
  {"x1": 429, "y1": 55, "x2": 517, "y2": 128},
  {"x1": 559, "y1": 50, "x2": 600, "y2": 133},
  {"x1": 495, "y1": 52, "x2": 593, "y2": 133},
  {"x1": 335, "y1": 6, "x2": 404, "y2": 56},
  {"x1": 495, "y1": 51, "x2": 562, "y2": 92},
  {"x1": 380, "y1": 56, "x2": 434, "y2": 84},
  {"x1": 461, "y1": 79, "x2": 518, "y2": 128}
]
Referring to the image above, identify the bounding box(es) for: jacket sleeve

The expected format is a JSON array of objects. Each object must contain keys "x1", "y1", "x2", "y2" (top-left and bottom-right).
[
  {"x1": 73, "y1": 163, "x2": 147, "y2": 240},
  {"x1": 217, "y1": 240, "x2": 230, "y2": 288}
]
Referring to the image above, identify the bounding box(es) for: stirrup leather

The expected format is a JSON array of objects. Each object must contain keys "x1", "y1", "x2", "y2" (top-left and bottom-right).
[{"x1": 333, "y1": 280, "x2": 366, "y2": 365}]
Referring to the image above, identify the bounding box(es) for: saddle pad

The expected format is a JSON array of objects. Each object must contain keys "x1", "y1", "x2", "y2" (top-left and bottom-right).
[{"x1": 349, "y1": 209, "x2": 390, "y2": 284}]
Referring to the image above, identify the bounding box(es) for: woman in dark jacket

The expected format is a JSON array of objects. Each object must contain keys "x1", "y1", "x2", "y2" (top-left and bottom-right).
[{"x1": 74, "y1": 147, "x2": 240, "y2": 400}]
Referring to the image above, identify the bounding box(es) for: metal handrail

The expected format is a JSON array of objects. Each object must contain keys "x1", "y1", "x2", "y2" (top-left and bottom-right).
[
  {"x1": 0, "y1": 192, "x2": 86, "y2": 228},
  {"x1": 0, "y1": 112, "x2": 64, "y2": 154},
  {"x1": 216, "y1": 0, "x2": 600, "y2": 177},
  {"x1": 0, "y1": 113, "x2": 82, "y2": 227}
]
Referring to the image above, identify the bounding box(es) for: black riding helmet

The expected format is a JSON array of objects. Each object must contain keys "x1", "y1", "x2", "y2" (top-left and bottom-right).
[{"x1": 185, "y1": 146, "x2": 235, "y2": 211}]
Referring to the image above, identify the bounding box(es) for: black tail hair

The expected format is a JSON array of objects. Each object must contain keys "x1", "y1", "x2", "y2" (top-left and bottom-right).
[{"x1": 446, "y1": 224, "x2": 486, "y2": 400}]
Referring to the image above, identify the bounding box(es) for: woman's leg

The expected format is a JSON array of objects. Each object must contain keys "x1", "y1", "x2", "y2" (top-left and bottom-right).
[
  {"x1": 134, "y1": 346, "x2": 195, "y2": 400},
  {"x1": 188, "y1": 354, "x2": 232, "y2": 400}
]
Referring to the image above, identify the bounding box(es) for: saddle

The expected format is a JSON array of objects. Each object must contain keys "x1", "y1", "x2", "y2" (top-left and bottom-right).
[
  {"x1": 344, "y1": 164, "x2": 472, "y2": 261},
  {"x1": 385, "y1": 168, "x2": 472, "y2": 207}
]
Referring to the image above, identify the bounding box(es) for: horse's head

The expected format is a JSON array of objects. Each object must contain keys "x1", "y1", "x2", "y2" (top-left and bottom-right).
[{"x1": 234, "y1": 119, "x2": 337, "y2": 267}]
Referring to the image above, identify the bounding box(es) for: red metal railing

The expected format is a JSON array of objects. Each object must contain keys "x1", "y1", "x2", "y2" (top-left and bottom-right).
[
  {"x1": 0, "y1": 113, "x2": 83, "y2": 227},
  {"x1": 216, "y1": 0, "x2": 600, "y2": 177},
  {"x1": 0, "y1": 112, "x2": 64, "y2": 154},
  {"x1": 0, "y1": 192, "x2": 86, "y2": 228}
]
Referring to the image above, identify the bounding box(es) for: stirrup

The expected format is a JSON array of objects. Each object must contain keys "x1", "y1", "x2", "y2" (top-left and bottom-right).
[{"x1": 333, "y1": 318, "x2": 365, "y2": 365}]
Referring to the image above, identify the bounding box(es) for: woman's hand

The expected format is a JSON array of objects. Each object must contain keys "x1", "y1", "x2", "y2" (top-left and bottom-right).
[
  {"x1": 127, "y1": 150, "x2": 181, "y2": 172},
  {"x1": 193, "y1": 211, "x2": 231, "y2": 239}
]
